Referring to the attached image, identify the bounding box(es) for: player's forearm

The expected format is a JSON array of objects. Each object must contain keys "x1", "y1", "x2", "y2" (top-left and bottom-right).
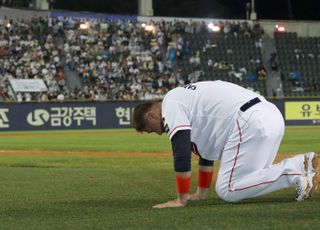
[{"x1": 171, "y1": 130, "x2": 192, "y2": 204}]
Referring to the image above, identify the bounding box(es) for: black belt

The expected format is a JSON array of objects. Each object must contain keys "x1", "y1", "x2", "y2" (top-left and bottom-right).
[{"x1": 240, "y1": 97, "x2": 261, "y2": 112}]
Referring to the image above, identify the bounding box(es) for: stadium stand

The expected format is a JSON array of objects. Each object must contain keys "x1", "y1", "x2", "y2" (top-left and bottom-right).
[
  {"x1": 275, "y1": 32, "x2": 320, "y2": 96},
  {"x1": 0, "y1": 17, "x2": 68, "y2": 101},
  {"x1": 182, "y1": 21, "x2": 266, "y2": 95},
  {"x1": 2, "y1": 10, "x2": 319, "y2": 102}
]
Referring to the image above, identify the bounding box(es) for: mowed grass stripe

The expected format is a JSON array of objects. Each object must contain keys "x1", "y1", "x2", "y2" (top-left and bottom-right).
[
  {"x1": 0, "y1": 129, "x2": 171, "y2": 152},
  {"x1": 0, "y1": 126, "x2": 319, "y2": 153}
]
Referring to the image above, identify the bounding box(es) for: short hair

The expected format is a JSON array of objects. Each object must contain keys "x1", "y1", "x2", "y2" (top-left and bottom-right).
[{"x1": 132, "y1": 101, "x2": 159, "y2": 132}]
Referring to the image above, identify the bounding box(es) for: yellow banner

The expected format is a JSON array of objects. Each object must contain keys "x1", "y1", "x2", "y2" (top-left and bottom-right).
[{"x1": 285, "y1": 102, "x2": 320, "y2": 120}]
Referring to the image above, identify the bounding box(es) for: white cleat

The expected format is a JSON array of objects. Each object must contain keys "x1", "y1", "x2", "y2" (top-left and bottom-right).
[
  {"x1": 296, "y1": 152, "x2": 320, "y2": 201},
  {"x1": 304, "y1": 152, "x2": 320, "y2": 199},
  {"x1": 295, "y1": 176, "x2": 308, "y2": 201}
]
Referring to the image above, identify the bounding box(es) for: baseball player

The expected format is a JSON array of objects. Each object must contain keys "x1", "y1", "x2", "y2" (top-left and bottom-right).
[{"x1": 132, "y1": 80, "x2": 320, "y2": 208}]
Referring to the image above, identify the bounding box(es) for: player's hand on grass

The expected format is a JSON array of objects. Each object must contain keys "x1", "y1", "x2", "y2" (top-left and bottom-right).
[
  {"x1": 152, "y1": 199, "x2": 187, "y2": 209},
  {"x1": 188, "y1": 188, "x2": 208, "y2": 201},
  {"x1": 188, "y1": 193, "x2": 207, "y2": 201}
]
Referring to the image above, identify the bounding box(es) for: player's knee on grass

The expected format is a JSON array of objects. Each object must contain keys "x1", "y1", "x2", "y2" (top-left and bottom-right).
[{"x1": 215, "y1": 183, "x2": 242, "y2": 203}]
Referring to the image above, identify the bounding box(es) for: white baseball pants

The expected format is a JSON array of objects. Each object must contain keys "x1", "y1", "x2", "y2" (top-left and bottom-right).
[{"x1": 215, "y1": 98, "x2": 305, "y2": 202}]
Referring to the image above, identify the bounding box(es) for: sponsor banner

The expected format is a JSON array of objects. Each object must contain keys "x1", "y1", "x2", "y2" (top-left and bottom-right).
[
  {"x1": 284, "y1": 101, "x2": 320, "y2": 125},
  {"x1": 285, "y1": 101, "x2": 320, "y2": 120},
  {"x1": 0, "y1": 101, "x2": 139, "y2": 131},
  {"x1": 9, "y1": 79, "x2": 48, "y2": 92},
  {"x1": 0, "y1": 99, "x2": 319, "y2": 131}
]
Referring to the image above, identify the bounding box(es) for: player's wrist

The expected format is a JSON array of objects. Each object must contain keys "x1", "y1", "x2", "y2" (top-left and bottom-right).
[
  {"x1": 198, "y1": 169, "x2": 213, "y2": 189},
  {"x1": 175, "y1": 175, "x2": 191, "y2": 205},
  {"x1": 178, "y1": 193, "x2": 189, "y2": 204},
  {"x1": 176, "y1": 175, "x2": 191, "y2": 193},
  {"x1": 196, "y1": 187, "x2": 209, "y2": 199}
]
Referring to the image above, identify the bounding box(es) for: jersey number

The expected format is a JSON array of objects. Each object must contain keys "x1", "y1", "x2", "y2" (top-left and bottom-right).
[{"x1": 183, "y1": 84, "x2": 197, "y2": 90}]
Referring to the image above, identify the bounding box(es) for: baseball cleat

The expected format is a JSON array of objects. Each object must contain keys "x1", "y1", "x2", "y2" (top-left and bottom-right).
[
  {"x1": 295, "y1": 152, "x2": 320, "y2": 201},
  {"x1": 304, "y1": 152, "x2": 320, "y2": 199},
  {"x1": 295, "y1": 176, "x2": 308, "y2": 201}
]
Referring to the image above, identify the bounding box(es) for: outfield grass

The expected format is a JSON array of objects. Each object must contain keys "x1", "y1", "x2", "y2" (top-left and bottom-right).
[
  {"x1": 0, "y1": 126, "x2": 319, "y2": 153},
  {"x1": 0, "y1": 126, "x2": 319, "y2": 229},
  {"x1": 0, "y1": 129, "x2": 171, "y2": 152}
]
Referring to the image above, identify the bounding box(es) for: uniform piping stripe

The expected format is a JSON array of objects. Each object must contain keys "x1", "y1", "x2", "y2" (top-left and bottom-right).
[
  {"x1": 168, "y1": 125, "x2": 191, "y2": 137},
  {"x1": 228, "y1": 119, "x2": 301, "y2": 192},
  {"x1": 231, "y1": 173, "x2": 302, "y2": 191},
  {"x1": 237, "y1": 119, "x2": 242, "y2": 142},
  {"x1": 228, "y1": 120, "x2": 242, "y2": 191}
]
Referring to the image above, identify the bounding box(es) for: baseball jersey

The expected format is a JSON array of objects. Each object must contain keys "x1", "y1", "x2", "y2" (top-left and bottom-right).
[{"x1": 162, "y1": 81, "x2": 260, "y2": 161}]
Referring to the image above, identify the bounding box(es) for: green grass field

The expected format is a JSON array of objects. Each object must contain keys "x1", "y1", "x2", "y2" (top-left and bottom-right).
[{"x1": 0, "y1": 126, "x2": 319, "y2": 229}]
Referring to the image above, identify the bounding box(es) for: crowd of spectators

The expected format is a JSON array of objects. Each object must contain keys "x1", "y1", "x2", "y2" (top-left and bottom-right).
[
  {"x1": 61, "y1": 18, "x2": 204, "y2": 100},
  {"x1": 0, "y1": 16, "x2": 266, "y2": 102},
  {"x1": 0, "y1": 16, "x2": 68, "y2": 101}
]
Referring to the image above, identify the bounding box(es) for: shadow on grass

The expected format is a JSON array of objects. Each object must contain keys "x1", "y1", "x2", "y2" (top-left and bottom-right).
[
  {"x1": 188, "y1": 195, "x2": 304, "y2": 208},
  {"x1": 0, "y1": 198, "x2": 156, "y2": 219},
  {"x1": 57, "y1": 197, "x2": 165, "y2": 209}
]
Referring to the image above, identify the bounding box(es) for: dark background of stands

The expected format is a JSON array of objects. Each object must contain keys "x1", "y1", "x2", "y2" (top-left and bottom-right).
[
  {"x1": 51, "y1": 0, "x2": 320, "y2": 21},
  {"x1": 1, "y1": 0, "x2": 320, "y2": 20}
]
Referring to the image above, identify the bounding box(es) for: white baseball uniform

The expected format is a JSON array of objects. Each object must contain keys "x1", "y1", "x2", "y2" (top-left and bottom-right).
[{"x1": 162, "y1": 81, "x2": 305, "y2": 202}]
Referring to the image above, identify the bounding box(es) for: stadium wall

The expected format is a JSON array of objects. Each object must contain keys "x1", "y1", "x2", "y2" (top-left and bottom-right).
[
  {"x1": 0, "y1": 7, "x2": 48, "y2": 20},
  {"x1": 0, "y1": 100, "x2": 319, "y2": 131}
]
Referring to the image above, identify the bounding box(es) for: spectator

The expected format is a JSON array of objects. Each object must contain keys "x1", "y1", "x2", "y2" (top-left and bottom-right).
[
  {"x1": 289, "y1": 70, "x2": 302, "y2": 83},
  {"x1": 256, "y1": 66, "x2": 267, "y2": 80}
]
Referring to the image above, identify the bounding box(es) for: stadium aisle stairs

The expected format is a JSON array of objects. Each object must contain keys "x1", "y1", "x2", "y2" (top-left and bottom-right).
[
  {"x1": 262, "y1": 36, "x2": 283, "y2": 97},
  {"x1": 64, "y1": 66, "x2": 83, "y2": 91},
  {"x1": 54, "y1": 36, "x2": 83, "y2": 91}
]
